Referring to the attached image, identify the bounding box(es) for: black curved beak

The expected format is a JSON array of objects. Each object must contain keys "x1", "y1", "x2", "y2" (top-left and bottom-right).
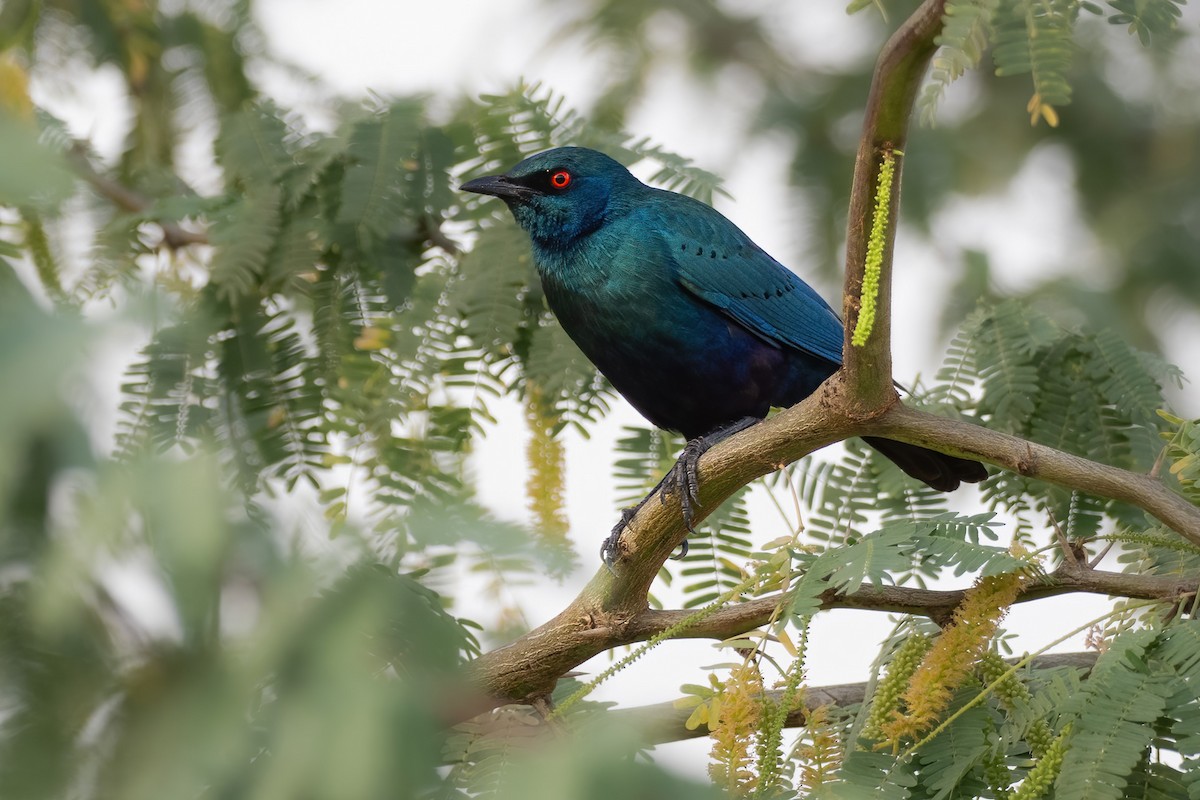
[{"x1": 460, "y1": 174, "x2": 534, "y2": 202}]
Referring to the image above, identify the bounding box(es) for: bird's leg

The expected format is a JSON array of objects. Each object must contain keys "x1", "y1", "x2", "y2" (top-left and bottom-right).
[
  {"x1": 601, "y1": 416, "x2": 759, "y2": 569},
  {"x1": 601, "y1": 481, "x2": 676, "y2": 569},
  {"x1": 601, "y1": 502, "x2": 650, "y2": 568},
  {"x1": 661, "y1": 416, "x2": 759, "y2": 528}
]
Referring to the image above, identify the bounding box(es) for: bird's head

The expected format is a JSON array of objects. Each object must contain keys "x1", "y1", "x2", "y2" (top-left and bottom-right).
[{"x1": 460, "y1": 147, "x2": 639, "y2": 248}]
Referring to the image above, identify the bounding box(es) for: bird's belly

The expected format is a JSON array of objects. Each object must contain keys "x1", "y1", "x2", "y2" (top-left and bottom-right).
[
  {"x1": 570, "y1": 308, "x2": 825, "y2": 439},
  {"x1": 542, "y1": 270, "x2": 836, "y2": 440}
]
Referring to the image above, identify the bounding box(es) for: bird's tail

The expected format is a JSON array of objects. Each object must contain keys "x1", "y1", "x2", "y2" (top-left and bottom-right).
[{"x1": 862, "y1": 436, "x2": 988, "y2": 492}]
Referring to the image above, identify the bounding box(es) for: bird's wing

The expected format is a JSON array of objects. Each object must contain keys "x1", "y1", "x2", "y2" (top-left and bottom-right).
[{"x1": 652, "y1": 195, "x2": 845, "y2": 366}]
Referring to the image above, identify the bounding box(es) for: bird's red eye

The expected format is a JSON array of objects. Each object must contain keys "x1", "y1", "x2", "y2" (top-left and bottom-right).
[{"x1": 550, "y1": 170, "x2": 571, "y2": 189}]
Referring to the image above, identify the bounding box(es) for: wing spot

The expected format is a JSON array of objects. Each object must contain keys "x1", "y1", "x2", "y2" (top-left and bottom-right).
[
  {"x1": 722, "y1": 254, "x2": 728, "y2": 260},
  {"x1": 776, "y1": 288, "x2": 784, "y2": 297},
  {"x1": 710, "y1": 250, "x2": 717, "y2": 258},
  {"x1": 695, "y1": 246, "x2": 703, "y2": 256},
  {"x1": 763, "y1": 290, "x2": 771, "y2": 299},
  {"x1": 680, "y1": 243, "x2": 687, "y2": 251},
  {"x1": 740, "y1": 292, "x2": 749, "y2": 299},
  {"x1": 785, "y1": 285, "x2": 794, "y2": 292}
]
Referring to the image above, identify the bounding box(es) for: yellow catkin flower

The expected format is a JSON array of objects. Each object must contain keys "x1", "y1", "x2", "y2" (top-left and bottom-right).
[
  {"x1": 1010, "y1": 724, "x2": 1071, "y2": 800},
  {"x1": 863, "y1": 633, "x2": 933, "y2": 741},
  {"x1": 1026, "y1": 93, "x2": 1060, "y2": 128},
  {"x1": 977, "y1": 649, "x2": 1055, "y2": 758},
  {"x1": 757, "y1": 656, "x2": 806, "y2": 792},
  {"x1": 525, "y1": 388, "x2": 568, "y2": 542},
  {"x1": 882, "y1": 573, "x2": 1024, "y2": 743},
  {"x1": 851, "y1": 147, "x2": 900, "y2": 347},
  {"x1": 977, "y1": 649, "x2": 1031, "y2": 709},
  {"x1": 352, "y1": 326, "x2": 391, "y2": 350},
  {"x1": 1024, "y1": 719, "x2": 1056, "y2": 758},
  {"x1": 983, "y1": 747, "x2": 1013, "y2": 800},
  {"x1": 708, "y1": 660, "x2": 765, "y2": 797},
  {"x1": 0, "y1": 55, "x2": 34, "y2": 120}
]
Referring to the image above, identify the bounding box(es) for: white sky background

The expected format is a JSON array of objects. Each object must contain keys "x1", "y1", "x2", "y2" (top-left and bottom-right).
[{"x1": 31, "y1": 0, "x2": 1200, "y2": 780}]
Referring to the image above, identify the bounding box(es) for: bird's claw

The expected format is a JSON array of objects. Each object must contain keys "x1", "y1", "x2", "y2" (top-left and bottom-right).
[
  {"x1": 600, "y1": 421, "x2": 761, "y2": 570},
  {"x1": 600, "y1": 507, "x2": 638, "y2": 572},
  {"x1": 659, "y1": 438, "x2": 707, "y2": 532},
  {"x1": 601, "y1": 504, "x2": 689, "y2": 573}
]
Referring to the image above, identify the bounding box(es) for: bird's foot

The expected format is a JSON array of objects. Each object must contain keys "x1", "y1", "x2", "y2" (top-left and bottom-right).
[
  {"x1": 659, "y1": 439, "x2": 707, "y2": 532},
  {"x1": 600, "y1": 506, "x2": 639, "y2": 571},
  {"x1": 601, "y1": 504, "x2": 689, "y2": 573},
  {"x1": 660, "y1": 416, "x2": 759, "y2": 529}
]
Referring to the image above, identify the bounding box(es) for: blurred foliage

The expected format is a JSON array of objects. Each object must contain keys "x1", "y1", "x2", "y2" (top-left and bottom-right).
[{"x1": 0, "y1": 0, "x2": 1198, "y2": 797}]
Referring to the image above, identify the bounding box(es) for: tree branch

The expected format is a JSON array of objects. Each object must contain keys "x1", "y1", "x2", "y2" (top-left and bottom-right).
[
  {"x1": 872, "y1": 405, "x2": 1200, "y2": 548},
  {"x1": 607, "y1": 652, "x2": 1099, "y2": 746},
  {"x1": 468, "y1": 386, "x2": 857, "y2": 703},
  {"x1": 840, "y1": 0, "x2": 948, "y2": 409},
  {"x1": 631, "y1": 561, "x2": 1196, "y2": 640},
  {"x1": 468, "y1": 404, "x2": 1198, "y2": 707},
  {"x1": 68, "y1": 147, "x2": 210, "y2": 250},
  {"x1": 468, "y1": 381, "x2": 1198, "y2": 705}
]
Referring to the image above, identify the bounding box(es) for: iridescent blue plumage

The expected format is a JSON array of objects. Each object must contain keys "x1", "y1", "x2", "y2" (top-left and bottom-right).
[{"x1": 462, "y1": 147, "x2": 985, "y2": 562}]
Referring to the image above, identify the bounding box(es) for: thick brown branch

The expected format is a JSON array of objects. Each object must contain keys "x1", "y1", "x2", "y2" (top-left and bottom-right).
[
  {"x1": 468, "y1": 385, "x2": 857, "y2": 703},
  {"x1": 470, "y1": 359, "x2": 1198, "y2": 706},
  {"x1": 469, "y1": 453, "x2": 1196, "y2": 707},
  {"x1": 607, "y1": 652, "x2": 1099, "y2": 746},
  {"x1": 872, "y1": 405, "x2": 1200, "y2": 548},
  {"x1": 841, "y1": 0, "x2": 948, "y2": 410}
]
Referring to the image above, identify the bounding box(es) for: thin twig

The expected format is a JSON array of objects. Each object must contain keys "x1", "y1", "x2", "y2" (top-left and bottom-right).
[
  {"x1": 1047, "y1": 508, "x2": 1082, "y2": 569},
  {"x1": 1088, "y1": 539, "x2": 1116, "y2": 569},
  {"x1": 632, "y1": 563, "x2": 1194, "y2": 642},
  {"x1": 68, "y1": 146, "x2": 209, "y2": 249}
]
